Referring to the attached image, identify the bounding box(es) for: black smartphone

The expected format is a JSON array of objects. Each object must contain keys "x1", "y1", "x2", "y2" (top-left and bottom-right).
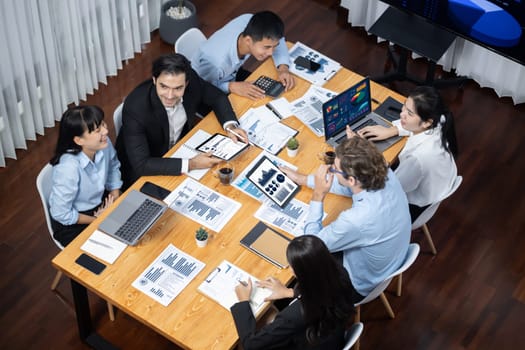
[
  {"x1": 294, "y1": 56, "x2": 321, "y2": 72},
  {"x1": 140, "y1": 181, "x2": 170, "y2": 200},
  {"x1": 75, "y1": 253, "x2": 106, "y2": 275}
]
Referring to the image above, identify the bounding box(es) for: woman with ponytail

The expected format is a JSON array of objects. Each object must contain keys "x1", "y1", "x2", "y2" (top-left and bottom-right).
[{"x1": 357, "y1": 86, "x2": 458, "y2": 222}]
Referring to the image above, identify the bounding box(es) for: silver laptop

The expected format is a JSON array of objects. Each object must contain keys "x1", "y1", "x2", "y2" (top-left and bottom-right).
[
  {"x1": 322, "y1": 77, "x2": 402, "y2": 151},
  {"x1": 98, "y1": 190, "x2": 168, "y2": 246}
]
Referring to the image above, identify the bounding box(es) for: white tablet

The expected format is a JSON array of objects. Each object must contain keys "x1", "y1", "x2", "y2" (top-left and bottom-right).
[{"x1": 245, "y1": 155, "x2": 300, "y2": 207}]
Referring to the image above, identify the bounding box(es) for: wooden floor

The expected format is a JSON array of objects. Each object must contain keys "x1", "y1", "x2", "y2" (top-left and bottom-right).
[{"x1": 1, "y1": 0, "x2": 524, "y2": 349}]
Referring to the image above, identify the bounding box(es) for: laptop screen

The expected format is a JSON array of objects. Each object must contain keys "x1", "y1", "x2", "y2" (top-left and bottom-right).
[{"x1": 322, "y1": 77, "x2": 372, "y2": 140}]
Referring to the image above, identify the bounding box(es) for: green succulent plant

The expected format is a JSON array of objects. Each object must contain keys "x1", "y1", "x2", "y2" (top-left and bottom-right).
[
  {"x1": 195, "y1": 227, "x2": 208, "y2": 241},
  {"x1": 287, "y1": 136, "x2": 299, "y2": 150}
]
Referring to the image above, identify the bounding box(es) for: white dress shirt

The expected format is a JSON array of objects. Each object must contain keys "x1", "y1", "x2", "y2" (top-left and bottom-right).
[
  {"x1": 166, "y1": 100, "x2": 189, "y2": 173},
  {"x1": 393, "y1": 121, "x2": 458, "y2": 207}
]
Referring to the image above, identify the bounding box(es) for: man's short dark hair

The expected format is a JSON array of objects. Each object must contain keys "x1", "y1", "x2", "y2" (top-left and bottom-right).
[
  {"x1": 241, "y1": 11, "x2": 284, "y2": 42},
  {"x1": 152, "y1": 53, "x2": 191, "y2": 79}
]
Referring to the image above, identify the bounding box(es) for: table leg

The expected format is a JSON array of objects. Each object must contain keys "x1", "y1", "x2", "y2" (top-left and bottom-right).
[{"x1": 70, "y1": 279, "x2": 119, "y2": 350}]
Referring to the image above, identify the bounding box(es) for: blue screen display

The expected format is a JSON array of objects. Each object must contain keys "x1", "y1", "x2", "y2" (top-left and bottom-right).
[{"x1": 381, "y1": 0, "x2": 525, "y2": 65}]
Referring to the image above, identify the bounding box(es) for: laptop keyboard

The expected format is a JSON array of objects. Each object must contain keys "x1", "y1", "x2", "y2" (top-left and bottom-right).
[
  {"x1": 335, "y1": 119, "x2": 378, "y2": 143},
  {"x1": 113, "y1": 198, "x2": 165, "y2": 244}
]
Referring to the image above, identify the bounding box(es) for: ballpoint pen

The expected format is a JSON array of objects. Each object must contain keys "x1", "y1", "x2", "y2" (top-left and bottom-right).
[
  {"x1": 237, "y1": 278, "x2": 248, "y2": 287},
  {"x1": 227, "y1": 128, "x2": 253, "y2": 146}
]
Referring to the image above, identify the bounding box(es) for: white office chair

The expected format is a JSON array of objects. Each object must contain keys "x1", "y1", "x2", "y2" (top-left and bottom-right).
[
  {"x1": 113, "y1": 102, "x2": 123, "y2": 137},
  {"x1": 174, "y1": 27, "x2": 207, "y2": 60},
  {"x1": 36, "y1": 164, "x2": 115, "y2": 321},
  {"x1": 412, "y1": 175, "x2": 463, "y2": 255},
  {"x1": 354, "y1": 243, "x2": 420, "y2": 323},
  {"x1": 342, "y1": 322, "x2": 364, "y2": 350}
]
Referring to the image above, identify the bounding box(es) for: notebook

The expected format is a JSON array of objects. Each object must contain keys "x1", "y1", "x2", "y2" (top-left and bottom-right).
[
  {"x1": 322, "y1": 77, "x2": 402, "y2": 151},
  {"x1": 240, "y1": 222, "x2": 291, "y2": 268},
  {"x1": 98, "y1": 190, "x2": 168, "y2": 246}
]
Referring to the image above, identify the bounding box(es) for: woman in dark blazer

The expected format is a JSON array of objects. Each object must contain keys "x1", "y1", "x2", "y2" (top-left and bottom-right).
[{"x1": 231, "y1": 235, "x2": 355, "y2": 350}]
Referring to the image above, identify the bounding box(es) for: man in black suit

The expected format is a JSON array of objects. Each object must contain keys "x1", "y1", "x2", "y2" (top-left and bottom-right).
[{"x1": 116, "y1": 53, "x2": 248, "y2": 189}]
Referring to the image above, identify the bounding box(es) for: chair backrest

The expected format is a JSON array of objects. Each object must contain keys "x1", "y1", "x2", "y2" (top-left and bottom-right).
[
  {"x1": 36, "y1": 163, "x2": 64, "y2": 250},
  {"x1": 356, "y1": 243, "x2": 420, "y2": 307},
  {"x1": 342, "y1": 322, "x2": 364, "y2": 350},
  {"x1": 412, "y1": 175, "x2": 463, "y2": 230},
  {"x1": 174, "y1": 27, "x2": 207, "y2": 60},
  {"x1": 113, "y1": 102, "x2": 124, "y2": 137}
]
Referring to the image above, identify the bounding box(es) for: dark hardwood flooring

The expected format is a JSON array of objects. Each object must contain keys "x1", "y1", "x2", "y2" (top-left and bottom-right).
[{"x1": 1, "y1": 0, "x2": 524, "y2": 349}]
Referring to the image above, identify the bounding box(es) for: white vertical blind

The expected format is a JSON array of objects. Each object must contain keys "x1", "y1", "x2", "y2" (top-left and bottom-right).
[{"x1": 0, "y1": 0, "x2": 166, "y2": 167}]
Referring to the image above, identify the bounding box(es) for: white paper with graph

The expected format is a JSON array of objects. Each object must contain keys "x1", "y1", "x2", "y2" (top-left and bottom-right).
[
  {"x1": 165, "y1": 177, "x2": 241, "y2": 232},
  {"x1": 132, "y1": 244, "x2": 205, "y2": 306},
  {"x1": 239, "y1": 105, "x2": 297, "y2": 155},
  {"x1": 198, "y1": 260, "x2": 272, "y2": 315}
]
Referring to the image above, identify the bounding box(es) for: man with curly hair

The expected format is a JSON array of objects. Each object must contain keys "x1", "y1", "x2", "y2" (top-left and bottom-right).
[{"x1": 283, "y1": 137, "x2": 411, "y2": 303}]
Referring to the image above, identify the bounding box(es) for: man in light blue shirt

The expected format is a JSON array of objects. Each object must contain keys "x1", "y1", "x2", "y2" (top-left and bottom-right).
[
  {"x1": 283, "y1": 137, "x2": 411, "y2": 303},
  {"x1": 192, "y1": 11, "x2": 295, "y2": 100}
]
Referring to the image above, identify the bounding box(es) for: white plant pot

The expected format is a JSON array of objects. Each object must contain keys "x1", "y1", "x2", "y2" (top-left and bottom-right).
[
  {"x1": 196, "y1": 238, "x2": 208, "y2": 247},
  {"x1": 287, "y1": 147, "x2": 298, "y2": 157}
]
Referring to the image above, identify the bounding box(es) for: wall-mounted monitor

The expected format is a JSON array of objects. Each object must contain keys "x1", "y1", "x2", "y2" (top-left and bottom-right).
[{"x1": 380, "y1": 0, "x2": 525, "y2": 65}]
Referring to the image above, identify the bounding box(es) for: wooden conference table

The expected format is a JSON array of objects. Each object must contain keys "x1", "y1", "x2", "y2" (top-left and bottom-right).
[{"x1": 52, "y1": 56, "x2": 406, "y2": 350}]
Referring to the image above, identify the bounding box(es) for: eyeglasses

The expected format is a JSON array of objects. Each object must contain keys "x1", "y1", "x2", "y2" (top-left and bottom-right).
[{"x1": 329, "y1": 166, "x2": 348, "y2": 177}]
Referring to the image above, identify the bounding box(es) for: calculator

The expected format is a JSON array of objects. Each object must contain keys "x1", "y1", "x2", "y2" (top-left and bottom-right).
[{"x1": 253, "y1": 76, "x2": 285, "y2": 97}]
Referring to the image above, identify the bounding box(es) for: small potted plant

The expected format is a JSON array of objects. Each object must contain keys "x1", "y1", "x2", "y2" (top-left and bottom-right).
[
  {"x1": 286, "y1": 136, "x2": 299, "y2": 157},
  {"x1": 195, "y1": 227, "x2": 209, "y2": 247}
]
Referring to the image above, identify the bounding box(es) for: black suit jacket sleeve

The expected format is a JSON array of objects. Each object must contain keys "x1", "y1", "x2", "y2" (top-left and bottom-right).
[
  {"x1": 116, "y1": 69, "x2": 238, "y2": 188},
  {"x1": 230, "y1": 300, "x2": 306, "y2": 350}
]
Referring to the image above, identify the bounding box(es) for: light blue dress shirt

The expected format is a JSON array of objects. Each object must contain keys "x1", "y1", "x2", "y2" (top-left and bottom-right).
[
  {"x1": 304, "y1": 169, "x2": 411, "y2": 296},
  {"x1": 191, "y1": 13, "x2": 291, "y2": 93},
  {"x1": 49, "y1": 140, "x2": 122, "y2": 226}
]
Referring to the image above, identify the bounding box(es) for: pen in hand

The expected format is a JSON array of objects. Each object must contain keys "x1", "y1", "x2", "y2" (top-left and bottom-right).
[
  {"x1": 237, "y1": 278, "x2": 248, "y2": 287},
  {"x1": 227, "y1": 129, "x2": 252, "y2": 145}
]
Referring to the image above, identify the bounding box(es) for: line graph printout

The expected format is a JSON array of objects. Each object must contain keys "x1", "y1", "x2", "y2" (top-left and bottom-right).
[
  {"x1": 290, "y1": 85, "x2": 337, "y2": 137},
  {"x1": 165, "y1": 178, "x2": 241, "y2": 232},
  {"x1": 239, "y1": 105, "x2": 297, "y2": 155},
  {"x1": 132, "y1": 244, "x2": 205, "y2": 306}
]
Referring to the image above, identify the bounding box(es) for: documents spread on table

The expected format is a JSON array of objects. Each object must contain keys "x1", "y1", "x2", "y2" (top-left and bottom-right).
[
  {"x1": 132, "y1": 244, "x2": 205, "y2": 306},
  {"x1": 232, "y1": 151, "x2": 297, "y2": 202},
  {"x1": 254, "y1": 198, "x2": 312, "y2": 237},
  {"x1": 80, "y1": 229, "x2": 127, "y2": 264},
  {"x1": 238, "y1": 105, "x2": 297, "y2": 155},
  {"x1": 165, "y1": 177, "x2": 241, "y2": 232},
  {"x1": 170, "y1": 129, "x2": 212, "y2": 180},
  {"x1": 198, "y1": 260, "x2": 272, "y2": 315},
  {"x1": 289, "y1": 85, "x2": 337, "y2": 137},
  {"x1": 288, "y1": 41, "x2": 342, "y2": 85}
]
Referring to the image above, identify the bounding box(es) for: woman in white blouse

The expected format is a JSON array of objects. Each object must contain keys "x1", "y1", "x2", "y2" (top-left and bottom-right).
[{"x1": 357, "y1": 86, "x2": 458, "y2": 222}]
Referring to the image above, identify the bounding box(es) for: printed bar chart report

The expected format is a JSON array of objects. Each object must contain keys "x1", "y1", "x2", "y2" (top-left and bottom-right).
[{"x1": 132, "y1": 244, "x2": 205, "y2": 306}]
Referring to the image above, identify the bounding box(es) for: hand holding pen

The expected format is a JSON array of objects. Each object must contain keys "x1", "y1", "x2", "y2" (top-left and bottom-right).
[
  {"x1": 235, "y1": 278, "x2": 253, "y2": 302},
  {"x1": 226, "y1": 127, "x2": 252, "y2": 146}
]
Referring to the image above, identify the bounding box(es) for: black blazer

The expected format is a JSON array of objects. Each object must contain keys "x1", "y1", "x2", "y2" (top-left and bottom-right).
[
  {"x1": 116, "y1": 69, "x2": 238, "y2": 189},
  {"x1": 230, "y1": 299, "x2": 345, "y2": 350}
]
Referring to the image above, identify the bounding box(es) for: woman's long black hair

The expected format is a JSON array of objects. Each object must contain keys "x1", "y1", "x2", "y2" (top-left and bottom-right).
[
  {"x1": 287, "y1": 235, "x2": 355, "y2": 344},
  {"x1": 50, "y1": 105, "x2": 104, "y2": 165},
  {"x1": 409, "y1": 86, "x2": 459, "y2": 158}
]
